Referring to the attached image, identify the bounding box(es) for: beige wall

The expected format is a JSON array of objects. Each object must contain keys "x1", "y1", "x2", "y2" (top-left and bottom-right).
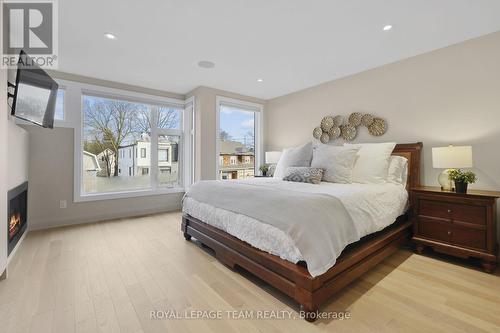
[
  {"x1": 187, "y1": 86, "x2": 266, "y2": 180},
  {"x1": 0, "y1": 69, "x2": 8, "y2": 275},
  {"x1": 266, "y1": 31, "x2": 500, "y2": 241}
]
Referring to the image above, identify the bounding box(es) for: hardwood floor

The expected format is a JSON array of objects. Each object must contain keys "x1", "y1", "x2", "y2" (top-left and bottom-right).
[{"x1": 1, "y1": 211, "x2": 499, "y2": 333}]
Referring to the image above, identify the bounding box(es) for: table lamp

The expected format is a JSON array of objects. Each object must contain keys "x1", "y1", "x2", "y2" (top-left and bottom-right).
[{"x1": 432, "y1": 145, "x2": 473, "y2": 190}]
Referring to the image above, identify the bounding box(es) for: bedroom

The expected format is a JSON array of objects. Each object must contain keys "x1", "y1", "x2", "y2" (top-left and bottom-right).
[{"x1": 0, "y1": 1, "x2": 499, "y2": 332}]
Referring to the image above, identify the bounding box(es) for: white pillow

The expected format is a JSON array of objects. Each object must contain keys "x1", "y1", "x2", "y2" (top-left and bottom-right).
[
  {"x1": 345, "y1": 142, "x2": 396, "y2": 184},
  {"x1": 387, "y1": 155, "x2": 408, "y2": 187},
  {"x1": 311, "y1": 145, "x2": 360, "y2": 183},
  {"x1": 273, "y1": 142, "x2": 313, "y2": 179}
]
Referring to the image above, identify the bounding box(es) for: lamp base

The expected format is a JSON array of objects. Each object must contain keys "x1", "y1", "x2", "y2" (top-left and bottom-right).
[{"x1": 438, "y1": 169, "x2": 454, "y2": 191}]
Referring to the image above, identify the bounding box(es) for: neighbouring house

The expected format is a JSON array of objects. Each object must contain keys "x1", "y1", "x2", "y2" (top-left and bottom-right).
[
  {"x1": 117, "y1": 134, "x2": 179, "y2": 180},
  {"x1": 219, "y1": 140, "x2": 254, "y2": 180},
  {"x1": 96, "y1": 148, "x2": 116, "y2": 177},
  {"x1": 82, "y1": 151, "x2": 101, "y2": 177}
]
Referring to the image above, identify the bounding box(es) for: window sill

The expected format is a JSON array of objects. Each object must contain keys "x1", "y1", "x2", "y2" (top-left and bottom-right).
[{"x1": 74, "y1": 187, "x2": 185, "y2": 203}]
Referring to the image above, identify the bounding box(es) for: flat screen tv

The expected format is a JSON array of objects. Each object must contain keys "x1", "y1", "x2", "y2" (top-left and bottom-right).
[{"x1": 10, "y1": 50, "x2": 59, "y2": 128}]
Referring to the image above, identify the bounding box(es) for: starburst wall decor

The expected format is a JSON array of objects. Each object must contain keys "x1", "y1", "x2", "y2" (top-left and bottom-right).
[{"x1": 312, "y1": 113, "x2": 387, "y2": 143}]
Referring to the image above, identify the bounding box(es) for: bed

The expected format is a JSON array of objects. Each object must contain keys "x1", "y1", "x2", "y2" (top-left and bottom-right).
[{"x1": 181, "y1": 143, "x2": 422, "y2": 321}]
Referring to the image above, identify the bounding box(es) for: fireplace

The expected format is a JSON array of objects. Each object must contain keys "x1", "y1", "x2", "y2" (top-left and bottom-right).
[{"x1": 8, "y1": 182, "x2": 28, "y2": 256}]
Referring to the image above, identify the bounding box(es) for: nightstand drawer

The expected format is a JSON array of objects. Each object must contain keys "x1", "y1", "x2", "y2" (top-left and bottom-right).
[
  {"x1": 418, "y1": 199, "x2": 452, "y2": 220},
  {"x1": 451, "y1": 204, "x2": 486, "y2": 225},
  {"x1": 418, "y1": 217, "x2": 451, "y2": 243},
  {"x1": 451, "y1": 226, "x2": 486, "y2": 250}
]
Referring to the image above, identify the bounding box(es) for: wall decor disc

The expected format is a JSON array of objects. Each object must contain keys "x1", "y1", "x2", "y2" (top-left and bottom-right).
[
  {"x1": 313, "y1": 127, "x2": 323, "y2": 139},
  {"x1": 332, "y1": 115, "x2": 343, "y2": 127},
  {"x1": 328, "y1": 126, "x2": 341, "y2": 139},
  {"x1": 361, "y1": 114, "x2": 374, "y2": 127},
  {"x1": 340, "y1": 124, "x2": 357, "y2": 141},
  {"x1": 368, "y1": 118, "x2": 387, "y2": 136},
  {"x1": 320, "y1": 132, "x2": 330, "y2": 144},
  {"x1": 320, "y1": 116, "x2": 334, "y2": 131},
  {"x1": 348, "y1": 112, "x2": 362, "y2": 126}
]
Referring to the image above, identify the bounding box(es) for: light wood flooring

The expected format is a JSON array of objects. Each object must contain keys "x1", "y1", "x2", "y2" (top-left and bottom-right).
[{"x1": 1, "y1": 211, "x2": 499, "y2": 333}]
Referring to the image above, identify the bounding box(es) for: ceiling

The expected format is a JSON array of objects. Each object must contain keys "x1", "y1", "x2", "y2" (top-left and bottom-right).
[{"x1": 59, "y1": 0, "x2": 500, "y2": 100}]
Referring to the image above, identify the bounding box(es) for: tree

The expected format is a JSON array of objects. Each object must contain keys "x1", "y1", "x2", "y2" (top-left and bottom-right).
[
  {"x1": 84, "y1": 98, "x2": 143, "y2": 177},
  {"x1": 135, "y1": 107, "x2": 180, "y2": 134},
  {"x1": 243, "y1": 130, "x2": 254, "y2": 150},
  {"x1": 220, "y1": 129, "x2": 232, "y2": 141}
]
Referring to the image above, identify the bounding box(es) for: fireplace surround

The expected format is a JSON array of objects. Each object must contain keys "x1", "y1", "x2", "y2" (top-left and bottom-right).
[{"x1": 7, "y1": 182, "x2": 28, "y2": 256}]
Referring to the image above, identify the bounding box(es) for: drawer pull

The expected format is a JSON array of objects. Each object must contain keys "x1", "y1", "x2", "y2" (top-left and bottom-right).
[
  {"x1": 447, "y1": 231, "x2": 452, "y2": 235},
  {"x1": 447, "y1": 209, "x2": 452, "y2": 213}
]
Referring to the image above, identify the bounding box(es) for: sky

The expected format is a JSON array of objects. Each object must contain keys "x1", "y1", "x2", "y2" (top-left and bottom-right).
[{"x1": 219, "y1": 105, "x2": 255, "y2": 146}]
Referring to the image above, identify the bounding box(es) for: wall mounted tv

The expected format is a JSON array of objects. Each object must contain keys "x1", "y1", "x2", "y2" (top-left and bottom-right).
[{"x1": 9, "y1": 50, "x2": 59, "y2": 128}]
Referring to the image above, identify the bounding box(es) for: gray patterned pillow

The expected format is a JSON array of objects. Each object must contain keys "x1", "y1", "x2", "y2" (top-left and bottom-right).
[{"x1": 282, "y1": 167, "x2": 324, "y2": 184}]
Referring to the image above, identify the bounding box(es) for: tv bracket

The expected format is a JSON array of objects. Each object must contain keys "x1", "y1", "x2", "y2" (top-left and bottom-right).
[{"x1": 7, "y1": 81, "x2": 16, "y2": 99}]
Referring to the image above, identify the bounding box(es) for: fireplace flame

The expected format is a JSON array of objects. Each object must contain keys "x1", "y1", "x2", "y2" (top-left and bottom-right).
[{"x1": 9, "y1": 212, "x2": 21, "y2": 239}]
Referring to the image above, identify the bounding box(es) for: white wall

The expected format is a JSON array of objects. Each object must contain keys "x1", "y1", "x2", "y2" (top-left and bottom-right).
[
  {"x1": 265, "y1": 31, "x2": 500, "y2": 242},
  {"x1": 0, "y1": 69, "x2": 8, "y2": 276},
  {"x1": 7, "y1": 121, "x2": 29, "y2": 189}
]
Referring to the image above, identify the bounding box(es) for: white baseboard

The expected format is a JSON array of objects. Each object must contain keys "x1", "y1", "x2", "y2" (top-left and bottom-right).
[{"x1": 28, "y1": 204, "x2": 181, "y2": 231}]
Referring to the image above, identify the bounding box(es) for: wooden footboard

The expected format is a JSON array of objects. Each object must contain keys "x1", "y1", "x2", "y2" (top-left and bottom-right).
[{"x1": 182, "y1": 214, "x2": 412, "y2": 322}]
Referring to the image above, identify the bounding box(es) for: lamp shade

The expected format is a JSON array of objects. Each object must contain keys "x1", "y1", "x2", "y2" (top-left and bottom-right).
[
  {"x1": 265, "y1": 151, "x2": 282, "y2": 164},
  {"x1": 432, "y1": 146, "x2": 473, "y2": 169}
]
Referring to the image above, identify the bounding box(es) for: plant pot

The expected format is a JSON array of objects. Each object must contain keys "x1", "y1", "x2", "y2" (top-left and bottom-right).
[
  {"x1": 261, "y1": 171, "x2": 267, "y2": 177},
  {"x1": 454, "y1": 181, "x2": 468, "y2": 194}
]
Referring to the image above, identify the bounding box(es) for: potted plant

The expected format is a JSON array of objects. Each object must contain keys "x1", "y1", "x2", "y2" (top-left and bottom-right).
[
  {"x1": 259, "y1": 164, "x2": 269, "y2": 177},
  {"x1": 448, "y1": 169, "x2": 477, "y2": 194}
]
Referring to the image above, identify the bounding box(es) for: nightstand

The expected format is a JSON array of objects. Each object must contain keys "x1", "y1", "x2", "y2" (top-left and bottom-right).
[{"x1": 412, "y1": 186, "x2": 500, "y2": 273}]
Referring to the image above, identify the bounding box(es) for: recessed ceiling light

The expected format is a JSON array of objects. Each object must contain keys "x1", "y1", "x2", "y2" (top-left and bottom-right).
[
  {"x1": 198, "y1": 60, "x2": 215, "y2": 69},
  {"x1": 257, "y1": 79, "x2": 263, "y2": 82},
  {"x1": 383, "y1": 25, "x2": 393, "y2": 31},
  {"x1": 104, "y1": 33, "x2": 117, "y2": 40}
]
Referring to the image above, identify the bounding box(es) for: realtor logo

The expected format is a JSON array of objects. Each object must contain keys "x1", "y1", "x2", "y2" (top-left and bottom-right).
[{"x1": 1, "y1": 0, "x2": 58, "y2": 68}]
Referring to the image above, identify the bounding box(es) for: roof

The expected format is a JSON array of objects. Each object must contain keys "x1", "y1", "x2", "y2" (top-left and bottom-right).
[
  {"x1": 83, "y1": 151, "x2": 101, "y2": 171},
  {"x1": 220, "y1": 165, "x2": 254, "y2": 171},
  {"x1": 96, "y1": 148, "x2": 115, "y2": 157},
  {"x1": 220, "y1": 140, "x2": 254, "y2": 156}
]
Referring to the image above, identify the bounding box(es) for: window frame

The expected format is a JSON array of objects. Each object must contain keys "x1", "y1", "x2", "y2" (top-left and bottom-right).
[
  {"x1": 215, "y1": 96, "x2": 264, "y2": 180},
  {"x1": 57, "y1": 79, "x2": 194, "y2": 202},
  {"x1": 158, "y1": 148, "x2": 169, "y2": 162}
]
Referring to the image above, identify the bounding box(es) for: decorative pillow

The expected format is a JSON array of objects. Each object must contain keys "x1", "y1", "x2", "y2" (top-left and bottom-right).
[
  {"x1": 311, "y1": 145, "x2": 360, "y2": 183},
  {"x1": 282, "y1": 167, "x2": 324, "y2": 184},
  {"x1": 387, "y1": 155, "x2": 408, "y2": 186},
  {"x1": 344, "y1": 142, "x2": 396, "y2": 184},
  {"x1": 273, "y1": 142, "x2": 313, "y2": 179}
]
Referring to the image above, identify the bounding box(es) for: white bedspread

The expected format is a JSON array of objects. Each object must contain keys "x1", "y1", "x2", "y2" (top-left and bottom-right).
[{"x1": 182, "y1": 178, "x2": 408, "y2": 274}]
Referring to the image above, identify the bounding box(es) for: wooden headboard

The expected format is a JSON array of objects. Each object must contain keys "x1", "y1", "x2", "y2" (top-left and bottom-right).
[{"x1": 392, "y1": 142, "x2": 423, "y2": 191}]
